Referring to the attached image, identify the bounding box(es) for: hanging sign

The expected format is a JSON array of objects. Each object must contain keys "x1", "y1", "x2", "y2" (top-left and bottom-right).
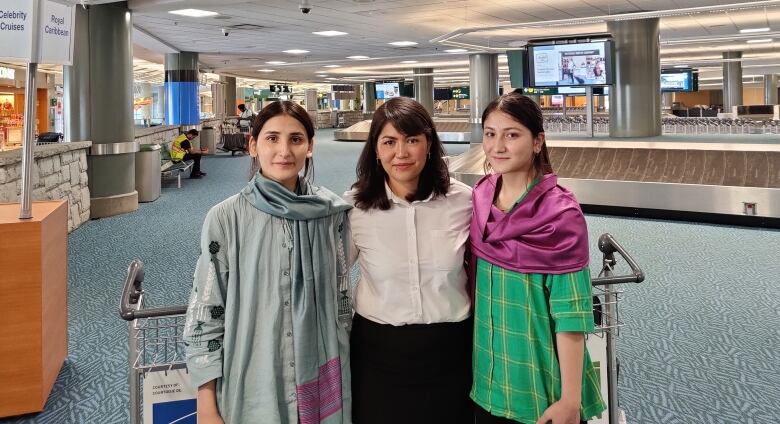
[{"x1": 0, "y1": 0, "x2": 75, "y2": 65}]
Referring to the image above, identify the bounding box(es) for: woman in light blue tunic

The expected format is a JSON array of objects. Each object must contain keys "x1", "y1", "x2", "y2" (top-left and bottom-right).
[{"x1": 183, "y1": 101, "x2": 353, "y2": 424}]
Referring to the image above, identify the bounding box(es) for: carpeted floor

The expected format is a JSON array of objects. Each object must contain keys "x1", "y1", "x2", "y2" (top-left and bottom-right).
[{"x1": 3, "y1": 129, "x2": 779, "y2": 423}]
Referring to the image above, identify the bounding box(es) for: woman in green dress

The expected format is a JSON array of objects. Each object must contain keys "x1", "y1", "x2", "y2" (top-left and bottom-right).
[{"x1": 469, "y1": 91, "x2": 605, "y2": 424}]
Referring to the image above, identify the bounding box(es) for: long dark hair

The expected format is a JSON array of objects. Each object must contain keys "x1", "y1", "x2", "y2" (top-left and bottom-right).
[
  {"x1": 249, "y1": 100, "x2": 315, "y2": 181},
  {"x1": 352, "y1": 97, "x2": 450, "y2": 210},
  {"x1": 481, "y1": 91, "x2": 553, "y2": 176}
]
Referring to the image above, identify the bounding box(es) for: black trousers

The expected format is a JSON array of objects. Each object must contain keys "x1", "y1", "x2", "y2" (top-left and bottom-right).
[
  {"x1": 475, "y1": 403, "x2": 588, "y2": 424},
  {"x1": 350, "y1": 314, "x2": 474, "y2": 424},
  {"x1": 182, "y1": 152, "x2": 202, "y2": 176}
]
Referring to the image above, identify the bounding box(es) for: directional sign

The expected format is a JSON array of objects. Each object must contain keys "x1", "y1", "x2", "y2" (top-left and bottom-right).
[
  {"x1": 269, "y1": 84, "x2": 292, "y2": 93},
  {"x1": 0, "y1": 0, "x2": 75, "y2": 65}
]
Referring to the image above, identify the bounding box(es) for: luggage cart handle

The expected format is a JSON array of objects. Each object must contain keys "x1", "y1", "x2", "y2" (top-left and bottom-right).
[
  {"x1": 119, "y1": 259, "x2": 188, "y2": 321},
  {"x1": 591, "y1": 233, "x2": 645, "y2": 286}
]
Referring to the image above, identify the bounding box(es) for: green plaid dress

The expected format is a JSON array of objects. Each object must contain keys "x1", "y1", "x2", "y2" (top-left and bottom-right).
[{"x1": 470, "y1": 181, "x2": 605, "y2": 423}]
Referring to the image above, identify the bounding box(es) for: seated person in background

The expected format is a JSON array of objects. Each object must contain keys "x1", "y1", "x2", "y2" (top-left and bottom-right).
[
  {"x1": 172, "y1": 129, "x2": 208, "y2": 179},
  {"x1": 237, "y1": 104, "x2": 254, "y2": 133}
]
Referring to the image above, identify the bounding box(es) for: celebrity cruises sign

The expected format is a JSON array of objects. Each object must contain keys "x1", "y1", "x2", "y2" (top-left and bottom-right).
[{"x1": 0, "y1": 0, "x2": 75, "y2": 65}]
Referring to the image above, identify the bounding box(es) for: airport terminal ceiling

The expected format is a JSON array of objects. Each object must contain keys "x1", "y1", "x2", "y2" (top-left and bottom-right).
[{"x1": 62, "y1": 0, "x2": 780, "y2": 86}]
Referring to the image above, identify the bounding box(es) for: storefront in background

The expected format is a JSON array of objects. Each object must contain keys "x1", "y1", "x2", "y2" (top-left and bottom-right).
[{"x1": 0, "y1": 64, "x2": 59, "y2": 151}]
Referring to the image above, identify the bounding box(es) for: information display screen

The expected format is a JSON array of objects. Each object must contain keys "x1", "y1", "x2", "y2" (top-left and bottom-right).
[
  {"x1": 528, "y1": 40, "x2": 613, "y2": 87},
  {"x1": 375, "y1": 82, "x2": 400, "y2": 99},
  {"x1": 661, "y1": 70, "x2": 698, "y2": 92},
  {"x1": 451, "y1": 86, "x2": 470, "y2": 99},
  {"x1": 434, "y1": 87, "x2": 452, "y2": 100}
]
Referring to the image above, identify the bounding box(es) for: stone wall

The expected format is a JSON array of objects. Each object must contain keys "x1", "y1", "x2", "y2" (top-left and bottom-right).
[{"x1": 0, "y1": 142, "x2": 92, "y2": 232}]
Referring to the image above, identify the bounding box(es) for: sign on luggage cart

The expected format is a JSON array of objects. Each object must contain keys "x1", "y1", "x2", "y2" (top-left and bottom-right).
[{"x1": 142, "y1": 369, "x2": 197, "y2": 424}]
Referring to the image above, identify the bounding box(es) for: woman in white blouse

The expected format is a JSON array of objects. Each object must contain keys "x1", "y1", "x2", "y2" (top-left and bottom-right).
[{"x1": 344, "y1": 97, "x2": 473, "y2": 424}]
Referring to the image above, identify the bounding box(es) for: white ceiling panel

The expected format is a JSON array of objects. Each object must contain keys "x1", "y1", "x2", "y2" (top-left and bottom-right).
[{"x1": 123, "y1": 0, "x2": 780, "y2": 83}]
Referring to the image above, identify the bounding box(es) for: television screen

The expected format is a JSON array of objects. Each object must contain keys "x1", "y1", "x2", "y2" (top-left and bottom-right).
[
  {"x1": 434, "y1": 87, "x2": 452, "y2": 100},
  {"x1": 452, "y1": 86, "x2": 470, "y2": 99},
  {"x1": 375, "y1": 82, "x2": 400, "y2": 99},
  {"x1": 506, "y1": 49, "x2": 529, "y2": 88},
  {"x1": 528, "y1": 40, "x2": 613, "y2": 87},
  {"x1": 661, "y1": 70, "x2": 697, "y2": 92}
]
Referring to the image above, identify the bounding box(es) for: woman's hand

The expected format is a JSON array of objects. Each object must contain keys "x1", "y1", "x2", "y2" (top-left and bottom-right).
[
  {"x1": 198, "y1": 411, "x2": 225, "y2": 424},
  {"x1": 535, "y1": 398, "x2": 580, "y2": 424}
]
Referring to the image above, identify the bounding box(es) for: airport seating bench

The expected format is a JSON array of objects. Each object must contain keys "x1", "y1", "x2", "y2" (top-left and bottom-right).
[{"x1": 159, "y1": 141, "x2": 194, "y2": 188}]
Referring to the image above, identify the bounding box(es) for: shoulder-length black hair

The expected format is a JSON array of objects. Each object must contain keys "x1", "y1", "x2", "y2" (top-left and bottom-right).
[
  {"x1": 249, "y1": 100, "x2": 315, "y2": 181},
  {"x1": 482, "y1": 90, "x2": 553, "y2": 175},
  {"x1": 351, "y1": 97, "x2": 450, "y2": 210}
]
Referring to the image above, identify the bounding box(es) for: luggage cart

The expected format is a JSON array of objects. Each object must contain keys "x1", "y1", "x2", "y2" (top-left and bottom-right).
[
  {"x1": 119, "y1": 233, "x2": 643, "y2": 424},
  {"x1": 119, "y1": 261, "x2": 188, "y2": 424},
  {"x1": 589, "y1": 233, "x2": 645, "y2": 424}
]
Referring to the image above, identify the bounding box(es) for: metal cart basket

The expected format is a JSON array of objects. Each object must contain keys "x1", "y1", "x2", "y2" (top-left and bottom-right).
[{"x1": 119, "y1": 233, "x2": 643, "y2": 424}]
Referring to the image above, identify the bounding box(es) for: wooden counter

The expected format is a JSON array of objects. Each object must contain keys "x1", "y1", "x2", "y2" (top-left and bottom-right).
[{"x1": 0, "y1": 201, "x2": 68, "y2": 417}]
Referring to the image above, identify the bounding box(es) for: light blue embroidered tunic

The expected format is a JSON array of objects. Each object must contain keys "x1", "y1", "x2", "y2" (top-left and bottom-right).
[{"x1": 183, "y1": 185, "x2": 351, "y2": 423}]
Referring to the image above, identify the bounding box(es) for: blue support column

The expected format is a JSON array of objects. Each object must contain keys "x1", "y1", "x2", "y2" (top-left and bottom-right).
[{"x1": 164, "y1": 52, "x2": 200, "y2": 126}]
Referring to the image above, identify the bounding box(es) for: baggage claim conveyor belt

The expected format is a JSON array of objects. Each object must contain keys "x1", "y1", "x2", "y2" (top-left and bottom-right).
[{"x1": 448, "y1": 136, "x2": 780, "y2": 227}]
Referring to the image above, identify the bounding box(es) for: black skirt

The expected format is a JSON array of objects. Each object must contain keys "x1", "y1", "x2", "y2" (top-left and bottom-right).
[{"x1": 350, "y1": 314, "x2": 474, "y2": 424}]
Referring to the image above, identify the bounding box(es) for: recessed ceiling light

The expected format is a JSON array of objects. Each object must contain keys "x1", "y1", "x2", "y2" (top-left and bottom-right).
[
  {"x1": 266, "y1": 61, "x2": 287, "y2": 65},
  {"x1": 347, "y1": 55, "x2": 370, "y2": 60},
  {"x1": 283, "y1": 49, "x2": 310, "y2": 54},
  {"x1": 313, "y1": 30, "x2": 349, "y2": 37},
  {"x1": 168, "y1": 9, "x2": 218, "y2": 17},
  {"x1": 401, "y1": 60, "x2": 418, "y2": 64},
  {"x1": 445, "y1": 49, "x2": 468, "y2": 53},
  {"x1": 673, "y1": 65, "x2": 689, "y2": 68},
  {"x1": 326, "y1": 77, "x2": 337, "y2": 80},
  {"x1": 746, "y1": 39, "x2": 772, "y2": 44},
  {"x1": 740, "y1": 27, "x2": 770, "y2": 33},
  {"x1": 257, "y1": 69, "x2": 275, "y2": 72},
  {"x1": 317, "y1": 74, "x2": 328, "y2": 77},
  {"x1": 323, "y1": 65, "x2": 341, "y2": 68},
  {"x1": 389, "y1": 41, "x2": 418, "y2": 47}
]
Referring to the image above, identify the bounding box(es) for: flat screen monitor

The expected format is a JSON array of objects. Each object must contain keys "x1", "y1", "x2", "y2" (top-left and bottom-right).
[
  {"x1": 661, "y1": 70, "x2": 698, "y2": 92},
  {"x1": 528, "y1": 40, "x2": 614, "y2": 87},
  {"x1": 506, "y1": 49, "x2": 530, "y2": 88},
  {"x1": 434, "y1": 87, "x2": 452, "y2": 100},
  {"x1": 452, "y1": 86, "x2": 469, "y2": 99},
  {"x1": 375, "y1": 82, "x2": 400, "y2": 99}
]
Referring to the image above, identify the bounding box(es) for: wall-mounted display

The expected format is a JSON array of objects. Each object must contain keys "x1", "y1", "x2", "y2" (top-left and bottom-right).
[
  {"x1": 451, "y1": 86, "x2": 469, "y2": 99},
  {"x1": 434, "y1": 87, "x2": 452, "y2": 100},
  {"x1": 661, "y1": 69, "x2": 698, "y2": 92},
  {"x1": 528, "y1": 40, "x2": 614, "y2": 87},
  {"x1": 375, "y1": 82, "x2": 400, "y2": 99}
]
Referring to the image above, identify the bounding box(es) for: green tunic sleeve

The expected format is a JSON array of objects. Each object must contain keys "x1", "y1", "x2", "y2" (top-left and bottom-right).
[
  {"x1": 184, "y1": 206, "x2": 230, "y2": 389},
  {"x1": 545, "y1": 267, "x2": 594, "y2": 333}
]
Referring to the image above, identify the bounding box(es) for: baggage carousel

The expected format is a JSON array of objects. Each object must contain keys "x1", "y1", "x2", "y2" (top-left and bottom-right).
[
  {"x1": 448, "y1": 134, "x2": 780, "y2": 227},
  {"x1": 334, "y1": 120, "x2": 472, "y2": 143}
]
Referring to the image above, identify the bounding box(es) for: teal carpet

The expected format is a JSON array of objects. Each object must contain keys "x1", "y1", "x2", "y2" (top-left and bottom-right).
[{"x1": 2, "y1": 129, "x2": 779, "y2": 423}]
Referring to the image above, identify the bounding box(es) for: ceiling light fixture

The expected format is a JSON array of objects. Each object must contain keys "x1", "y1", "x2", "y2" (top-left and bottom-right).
[
  {"x1": 347, "y1": 55, "x2": 370, "y2": 60},
  {"x1": 673, "y1": 64, "x2": 689, "y2": 68},
  {"x1": 400, "y1": 60, "x2": 418, "y2": 64},
  {"x1": 257, "y1": 69, "x2": 275, "y2": 72},
  {"x1": 313, "y1": 30, "x2": 348, "y2": 36},
  {"x1": 746, "y1": 38, "x2": 772, "y2": 43},
  {"x1": 323, "y1": 65, "x2": 341, "y2": 68},
  {"x1": 266, "y1": 61, "x2": 287, "y2": 65},
  {"x1": 168, "y1": 9, "x2": 218, "y2": 17},
  {"x1": 283, "y1": 49, "x2": 310, "y2": 54},
  {"x1": 740, "y1": 27, "x2": 770, "y2": 33},
  {"x1": 389, "y1": 41, "x2": 418, "y2": 47},
  {"x1": 317, "y1": 74, "x2": 328, "y2": 77},
  {"x1": 445, "y1": 49, "x2": 468, "y2": 53}
]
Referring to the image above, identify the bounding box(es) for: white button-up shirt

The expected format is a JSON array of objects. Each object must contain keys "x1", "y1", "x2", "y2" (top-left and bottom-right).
[{"x1": 344, "y1": 178, "x2": 473, "y2": 326}]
